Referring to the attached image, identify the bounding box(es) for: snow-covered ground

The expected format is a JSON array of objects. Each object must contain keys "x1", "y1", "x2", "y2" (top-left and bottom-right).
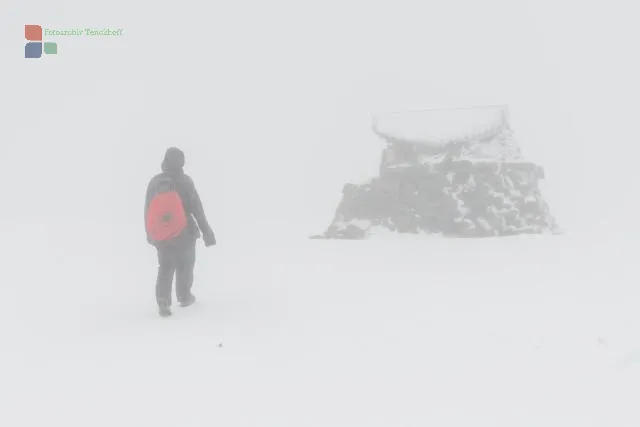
[
  {"x1": 2, "y1": 0, "x2": 640, "y2": 425},
  {"x1": 1, "y1": 224, "x2": 639, "y2": 426}
]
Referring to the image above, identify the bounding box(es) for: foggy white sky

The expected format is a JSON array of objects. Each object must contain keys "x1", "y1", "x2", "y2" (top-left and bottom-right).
[{"x1": 1, "y1": 0, "x2": 638, "y2": 243}]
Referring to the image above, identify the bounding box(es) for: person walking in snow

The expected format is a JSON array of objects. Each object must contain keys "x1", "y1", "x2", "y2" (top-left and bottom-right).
[{"x1": 144, "y1": 147, "x2": 216, "y2": 317}]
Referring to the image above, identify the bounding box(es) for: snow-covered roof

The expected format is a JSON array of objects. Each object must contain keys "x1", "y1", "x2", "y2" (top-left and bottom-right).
[{"x1": 373, "y1": 105, "x2": 510, "y2": 147}]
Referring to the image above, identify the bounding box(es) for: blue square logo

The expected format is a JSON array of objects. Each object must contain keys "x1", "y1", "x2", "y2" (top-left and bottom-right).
[{"x1": 25, "y1": 42, "x2": 42, "y2": 59}]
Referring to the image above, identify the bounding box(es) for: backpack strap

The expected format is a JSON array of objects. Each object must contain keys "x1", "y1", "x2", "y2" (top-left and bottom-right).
[{"x1": 153, "y1": 174, "x2": 178, "y2": 194}]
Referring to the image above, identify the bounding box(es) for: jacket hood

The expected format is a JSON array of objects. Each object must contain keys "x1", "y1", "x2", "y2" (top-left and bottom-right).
[{"x1": 161, "y1": 147, "x2": 185, "y2": 173}]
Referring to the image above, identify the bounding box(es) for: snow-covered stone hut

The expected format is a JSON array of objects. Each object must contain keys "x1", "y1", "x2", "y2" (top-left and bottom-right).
[{"x1": 316, "y1": 105, "x2": 560, "y2": 239}]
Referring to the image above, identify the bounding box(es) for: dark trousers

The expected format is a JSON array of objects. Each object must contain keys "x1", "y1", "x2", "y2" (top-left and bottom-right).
[{"x1": 155, "y1": 236, "x2": 196, "y2": 306}]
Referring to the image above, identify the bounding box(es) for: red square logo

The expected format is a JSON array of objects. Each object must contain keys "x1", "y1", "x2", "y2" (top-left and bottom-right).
[{"x1": 25, "y1": 25, "x2": 42, "y2": 41}]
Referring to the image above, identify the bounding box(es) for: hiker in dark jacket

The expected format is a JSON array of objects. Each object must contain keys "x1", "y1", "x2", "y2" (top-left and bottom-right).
[{"x1": 145, "y1": 147, "x2": 216, "y2": 317}]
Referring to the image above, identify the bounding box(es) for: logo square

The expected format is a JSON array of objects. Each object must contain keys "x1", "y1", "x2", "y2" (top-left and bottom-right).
[
  {"x1": 25, "y1": 42, "x2": 42, "y2": 58},
  {"x1": 25, "y1": 25, "x2": 42, "y2": 41},
  {"x1": 44, "y1": 42, "x2": 57, "y2": 54}
]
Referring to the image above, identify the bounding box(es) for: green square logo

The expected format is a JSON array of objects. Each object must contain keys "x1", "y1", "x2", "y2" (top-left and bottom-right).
[{"x1": 44, "y1": 42, "x2": 57, "y2": 54}]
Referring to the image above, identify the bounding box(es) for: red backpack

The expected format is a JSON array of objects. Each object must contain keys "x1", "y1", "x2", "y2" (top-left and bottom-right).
[{"x1": 146, "y1": 176, "x2": 188, "y2": 242}]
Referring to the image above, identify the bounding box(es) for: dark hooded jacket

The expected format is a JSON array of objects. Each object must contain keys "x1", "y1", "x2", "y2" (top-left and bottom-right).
[{"x1": 145, "y1": 147, "x2": 215, "y2": 245}]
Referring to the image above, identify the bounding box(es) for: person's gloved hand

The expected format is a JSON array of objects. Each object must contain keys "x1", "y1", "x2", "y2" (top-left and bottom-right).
[{"x1": 203, "y1": 231, "x2": 216, "y2": 247}]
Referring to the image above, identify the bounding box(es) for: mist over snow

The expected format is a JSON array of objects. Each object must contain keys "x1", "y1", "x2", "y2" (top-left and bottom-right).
[
  {"x1": 1, "y1": 0, "x2": 639, "y2": 426},
  {"x1": 2, "y1": 0, "x2": 639, "y2": 239}
]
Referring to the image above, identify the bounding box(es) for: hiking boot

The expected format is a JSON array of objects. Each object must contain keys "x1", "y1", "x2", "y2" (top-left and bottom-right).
[
  {"x1": 158, "y1": 300, "x2": 172, "y2": 317},
  {"x1": 179, "y1": 294, "x2": 196, "y2": 308}
]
